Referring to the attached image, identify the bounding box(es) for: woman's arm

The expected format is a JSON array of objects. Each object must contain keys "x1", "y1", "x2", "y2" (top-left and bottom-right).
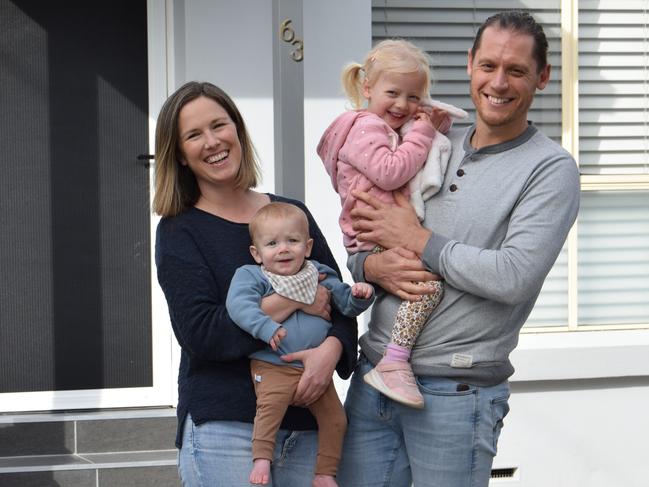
[
  {"x1": 260, "y1": 282, "x2": 331, "y2": 323},
  {"x1": 155, "y1": 224, "x2": 263, "y2": 362}
]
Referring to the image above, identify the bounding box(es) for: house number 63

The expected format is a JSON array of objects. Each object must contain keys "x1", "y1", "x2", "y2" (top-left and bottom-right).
[{"x1": 280, "y1": 19, "x2": 303, "y2": 62}]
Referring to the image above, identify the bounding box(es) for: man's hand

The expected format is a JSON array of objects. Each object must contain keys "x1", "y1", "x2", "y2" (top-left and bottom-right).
[
  {"x1": 365, "y1": 248, "x2": 441, "y2": 301},
  {"x1": 351, "y1": 191, "x2": 431, "y2": 255}
]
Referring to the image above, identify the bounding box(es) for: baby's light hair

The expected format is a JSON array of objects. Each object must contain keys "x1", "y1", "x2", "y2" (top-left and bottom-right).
[
  {"x1": 249, "y1": 202, "x2": 310, "y2": 244},
  {"x1": 341, "y1": 39, "x2": 432, "y2": 109}
]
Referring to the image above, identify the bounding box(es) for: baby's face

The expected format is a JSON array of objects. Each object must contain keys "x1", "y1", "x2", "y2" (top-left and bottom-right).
[{"x1": 250, "y1": 216, "x2": 313, "y2": 276}]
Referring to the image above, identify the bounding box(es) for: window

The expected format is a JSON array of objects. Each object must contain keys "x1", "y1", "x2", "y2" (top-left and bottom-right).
[{"x1": 372, "y1": 0, "x2": 649, "y2": 332}]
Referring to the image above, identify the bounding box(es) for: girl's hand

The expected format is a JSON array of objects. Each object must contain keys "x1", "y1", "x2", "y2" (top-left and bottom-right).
[
  {"x1": 413, "y1": 109, "x2": 434, "y2": 128},
  {"x1": 428, "y1": 107, "x2": 452, "y2": 133},
  {"x1": 281, "y1": 337, "x2": 342, "y2": 406},
  {"x1": 351, "y1": 282, "x2": 374, "y2": 300},
  {"x1": 269, "y1": 327, "x2": 287, "y2": 351},
  {"x1": 364, "y1": 247, "x2": 441, "y2": 301}
]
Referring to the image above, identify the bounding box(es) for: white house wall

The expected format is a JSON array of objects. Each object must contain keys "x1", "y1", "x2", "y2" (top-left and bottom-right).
[{"x1": 170, "y1": 2, "x2": 649, "y2": 486}]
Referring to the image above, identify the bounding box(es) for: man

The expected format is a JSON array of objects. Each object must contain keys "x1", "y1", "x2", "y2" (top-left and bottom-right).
[{"x1": 337, "y1": 11, "x2": 580, "y2": 487}]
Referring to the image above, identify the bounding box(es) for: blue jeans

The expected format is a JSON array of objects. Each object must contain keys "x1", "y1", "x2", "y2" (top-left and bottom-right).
[
  {"x1": 178, "y1": 414, "x2": 318, "y2": 486},
  {"x1": 337, "y1": 355, "x2": 510, "y2": 487}
]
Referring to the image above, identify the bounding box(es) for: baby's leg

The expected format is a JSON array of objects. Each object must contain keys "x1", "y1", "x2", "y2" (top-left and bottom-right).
[
  {"x1": 363, "y1": 280, "x2": 444, "y2": 408},
  {"x1": 250, "y1": 360, "x2": 302, "y2": 484},
  {"x1": 250, "y1": 459, "x2": 272, "y2": 485},
  {"x1": 308, "y1": 382, "x2": 346, "y2": 487},
  {"x1": 313, "y1": 474, "x2": 339, "y2": 487}
]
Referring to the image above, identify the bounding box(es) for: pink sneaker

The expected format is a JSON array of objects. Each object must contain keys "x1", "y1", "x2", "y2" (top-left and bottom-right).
[{"x1": 363, "y1": 360, "x2": 424, "y2": 409}]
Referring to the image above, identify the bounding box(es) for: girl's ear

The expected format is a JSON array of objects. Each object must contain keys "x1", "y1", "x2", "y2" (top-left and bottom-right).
[
  {"x1": 362, "y1": 79, "x2": 372, "y2": 100},
  {"x1": 305, "y1": 238, "x2": 314, "y2": 258}
]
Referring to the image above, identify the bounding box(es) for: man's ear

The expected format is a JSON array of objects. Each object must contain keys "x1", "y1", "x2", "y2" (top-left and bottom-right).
[
  {"x1": 536, "y1": 64, "x2": 551, "y2": 91},
  {"x1": 466, "y1": 48, "x2": 474, "y2": 77},
  {"x1": 249, "y1": 245, "x2": 263, "y2": 264},
  {"x1": 305, "y1": 238, "x2": 314, "y2": 258}
]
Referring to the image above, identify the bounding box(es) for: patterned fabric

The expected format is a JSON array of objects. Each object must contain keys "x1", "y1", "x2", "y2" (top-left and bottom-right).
[
  {"x1": 392, "y1": 280, "x2": 444, "y2": 349},
  {"x1": 261, "y1": 260, "x2": 319, "y2": 305},
  {"x1": 371, "y1": 245, "x2": 445, "y2": 349}
]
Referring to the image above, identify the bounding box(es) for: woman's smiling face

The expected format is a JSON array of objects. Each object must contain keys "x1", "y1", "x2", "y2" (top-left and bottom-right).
[{"x1": 177, "y1": 96, "x2": 242, "y2": 190}]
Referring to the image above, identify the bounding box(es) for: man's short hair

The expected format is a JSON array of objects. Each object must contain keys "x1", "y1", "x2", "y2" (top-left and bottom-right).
[{"x1": 471, "y1": 10, "x2": 549, "y2": 73}]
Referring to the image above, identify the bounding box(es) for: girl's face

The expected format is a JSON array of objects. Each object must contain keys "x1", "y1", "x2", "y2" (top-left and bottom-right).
[
  {"x1": 177, "y1": 96, "x2": 242, "y2": 190},
  {"x1": 363, "y1": 70, "x2": 427, "y2": 130}
]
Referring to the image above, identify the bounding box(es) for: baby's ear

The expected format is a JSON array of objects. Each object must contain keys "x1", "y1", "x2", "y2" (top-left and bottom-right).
[
  {"x1": 305, "y1": 238, "x2": 314, "y2": 257},
  {"x1": 249, "y1": 245, "x2": 263, "y2": 264}
]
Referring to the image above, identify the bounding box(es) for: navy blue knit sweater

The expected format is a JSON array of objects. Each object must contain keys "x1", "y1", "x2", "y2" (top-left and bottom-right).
[{"x1": 155, "y1": 195, "x2": 358, "y2": 447}]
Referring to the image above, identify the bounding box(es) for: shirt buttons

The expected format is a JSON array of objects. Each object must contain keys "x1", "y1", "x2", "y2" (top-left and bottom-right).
[
  {"x1": 456, "y1": 169, "x2": 465, "y2": 177},
  {"x1": 450, "y1": 184, "x2": 458, "y2": 192}
]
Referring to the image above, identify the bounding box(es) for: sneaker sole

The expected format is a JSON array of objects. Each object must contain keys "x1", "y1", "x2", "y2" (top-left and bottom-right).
[{"x1": 363, "y1": 369, "x2": 425, "y2": 409}]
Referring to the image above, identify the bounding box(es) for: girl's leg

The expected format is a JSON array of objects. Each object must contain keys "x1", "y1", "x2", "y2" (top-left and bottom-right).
[
  {"x1": 391, "y1": 280, "x2": 444, "y2": 349},
  {"x1": 364, "y1": 281, "x2": 444, "y2": 408}
]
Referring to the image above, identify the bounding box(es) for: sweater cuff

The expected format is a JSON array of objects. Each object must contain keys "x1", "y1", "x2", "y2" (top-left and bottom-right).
[
  {"x1": 421, "y1": 232, "x2": 452, "y2": 274},
  {"x1": 347, "y1": 251, "x2": 370, "y2": 283}
]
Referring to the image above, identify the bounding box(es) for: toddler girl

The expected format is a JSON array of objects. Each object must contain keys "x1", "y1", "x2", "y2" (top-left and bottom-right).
[{"x1": 317, "y1": 39, "x2": 464, "y2": 409}]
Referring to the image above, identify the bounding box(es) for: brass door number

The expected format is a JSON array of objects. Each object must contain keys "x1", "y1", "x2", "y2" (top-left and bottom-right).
[{"x1": 280, "y1": 19, "x2": 303, "y2": 62}]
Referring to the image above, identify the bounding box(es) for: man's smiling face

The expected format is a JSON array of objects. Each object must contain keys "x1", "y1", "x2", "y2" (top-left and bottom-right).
[{"x1": 467, "y1": 26, "x2": 550, "y2": 146}]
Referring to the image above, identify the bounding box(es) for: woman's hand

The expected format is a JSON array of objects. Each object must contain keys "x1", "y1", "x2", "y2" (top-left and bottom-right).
[
  {"x1": 260, "y1": 276, "x2": 331, "y2": 323},
  {"x1": 364, "y1": 247, "x2": 441, "y2": 301},
  {"x1": 300, "y1": 281, "x2": 331, "y2": 321},
  {"x1": 281, "y1": 337, "x2": 342, "y2": 406},
  {"x1": 351, "y1": 190, "x2": 431, "y2": 254}
]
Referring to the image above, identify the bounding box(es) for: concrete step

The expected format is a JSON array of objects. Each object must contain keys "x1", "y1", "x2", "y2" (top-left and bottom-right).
[{"x1": 0, "y1": 408, "x2": 180, "y2": 486}]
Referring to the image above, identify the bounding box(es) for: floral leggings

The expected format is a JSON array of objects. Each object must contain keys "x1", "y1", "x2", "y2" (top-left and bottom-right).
[{"x1": 374, "y1": 246, "x2": 444, "y2": 349}]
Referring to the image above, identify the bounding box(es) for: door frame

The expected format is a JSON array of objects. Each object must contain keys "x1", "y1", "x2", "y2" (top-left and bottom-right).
[{"x1": 1, "y1": 0, "x2": 176, "y2": 413}]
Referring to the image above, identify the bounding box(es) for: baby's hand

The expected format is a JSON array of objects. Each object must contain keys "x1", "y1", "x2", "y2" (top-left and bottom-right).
[
  {"x1": 269, "y1": 327, "x2": 287, "y2": 351},
  {"x1": 352, "y1": 282, "x2": 374, "y2": 300}
]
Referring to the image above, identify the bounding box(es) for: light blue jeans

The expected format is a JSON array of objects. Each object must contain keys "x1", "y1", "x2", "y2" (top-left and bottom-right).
[
  {"x1": 337, "y1": 355, "x2": 510, "y2": 487},
  {"x1": 178, "y1": 414, "x2": 318, "y2": 486}
]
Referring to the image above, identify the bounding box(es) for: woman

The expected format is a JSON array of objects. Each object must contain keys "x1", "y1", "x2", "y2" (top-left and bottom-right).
[{"x1": 153, "y1": 81, "x2": 357, "y2": 486}]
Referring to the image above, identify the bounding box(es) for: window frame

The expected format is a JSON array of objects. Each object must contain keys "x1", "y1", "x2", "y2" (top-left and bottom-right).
[{"x1": 529, "y1": 0, "x2": 649, "y2": 334}]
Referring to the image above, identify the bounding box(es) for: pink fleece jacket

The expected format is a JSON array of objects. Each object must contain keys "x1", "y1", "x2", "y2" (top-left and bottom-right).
[{"x1": 317, "y1": 110, "x2": 435, "y2": 253}]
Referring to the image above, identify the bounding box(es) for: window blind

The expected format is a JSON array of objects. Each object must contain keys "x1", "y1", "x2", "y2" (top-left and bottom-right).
[
  {"x1": 578, "y1": 191, "x2": 649, "y2": 325},
  {"x1": 578, "y1": 0, "x2": 649, "y2": 174},
  {"x1": 371, "y1": 0, "x2": 563, "y2": 139}
]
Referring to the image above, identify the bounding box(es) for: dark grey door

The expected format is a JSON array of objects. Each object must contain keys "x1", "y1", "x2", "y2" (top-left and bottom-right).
[{"x1": 0, "y1": 0, "x2": 152, "y2": 393}]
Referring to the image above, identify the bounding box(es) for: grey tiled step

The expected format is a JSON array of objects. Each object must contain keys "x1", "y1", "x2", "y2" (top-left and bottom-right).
[
  {"x1": 0, "y1": 408, "x2": 177, "y2": 457},
  {"x1": 0, "y1": 451, "x2": 181, "y2": 487},
  {"x1": 0, "y1": 466, "x2": 181, "y2": 487},
  {"x1": 0, "y1": 450, "x2": 177, "y2": 474}
]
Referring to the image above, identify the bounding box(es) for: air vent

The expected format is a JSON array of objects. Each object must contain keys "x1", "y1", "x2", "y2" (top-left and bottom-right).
[{"x1": 491, "y1": 467, "x2": 518, "y2": 479}]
